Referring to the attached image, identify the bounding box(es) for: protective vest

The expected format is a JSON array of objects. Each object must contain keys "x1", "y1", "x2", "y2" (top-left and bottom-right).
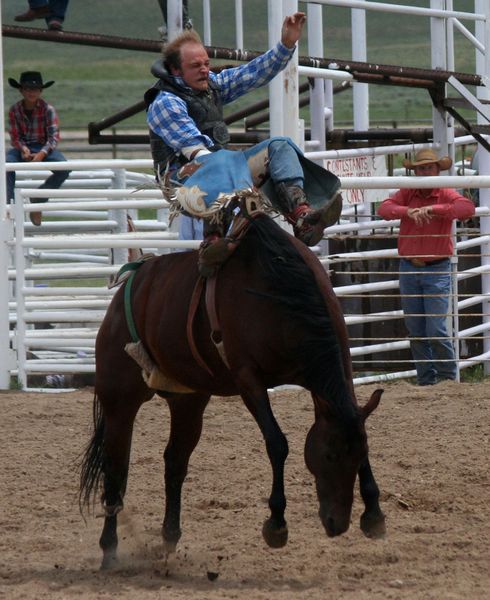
[{"x1": 144, "y1": 62, "x2": 230, "y2": 173}]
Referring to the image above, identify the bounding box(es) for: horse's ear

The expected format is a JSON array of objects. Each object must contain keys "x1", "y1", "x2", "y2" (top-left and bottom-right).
[{"x1": 361, "y1": 388, "x2": 383, "y2": 420}]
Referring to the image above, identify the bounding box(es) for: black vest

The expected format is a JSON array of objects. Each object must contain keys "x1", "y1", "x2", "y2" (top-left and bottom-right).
[{"x1": 144, "y1": 60, "x2": 230, "y2": 173}]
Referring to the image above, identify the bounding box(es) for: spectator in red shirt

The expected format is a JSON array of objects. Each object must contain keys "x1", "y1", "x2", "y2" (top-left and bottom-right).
[
  {"x1": 6, "y1": 71, "x2": 71, "y2": 226},
  {"x1": 377, "y1": 149, "x2": 475, "y2": 385}
]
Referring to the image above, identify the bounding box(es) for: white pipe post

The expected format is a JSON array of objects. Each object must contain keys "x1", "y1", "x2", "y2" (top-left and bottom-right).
[
  {"x1": 268, "y1": 0, "x2": 285, "y2": 136},
  {"x1": 14, "y1": 191, "x2": 28, "y2": 389},
  {"x1": 475, "y1": 0, "x2": 490, "y2": 373},
  {"x1": 445, "y1": 0, "x2": 460, "y2": 380},
  {"x1": 307, "y1": 3, "x2": 326, "y2": 153},
  {"x1": 430, "y1": 0, "x2": 454, "y2": 165},
  {"x1": 430, "y1": 1, "x2": 457, "y2": 377},
  {"x1": 203, "y1": 0, "x2": 212, "y2": 46},
  {"x1": 282, "y1": 0, "x2": 300, "y2": 144},
  {"x1": 111, "y1": 169, "x2": 130, "y2": 265},
  {"x1": 351, "y1": 2, "x2": 369, "y2": 132},
  {"x1": 446, "y1": 0, "x2": 455, "y2": 72},
  {"x1": 235, "y1": 0, "x2": 244, "y2": 50},
  {"x1": 0, "y1": 5, "x2": 12, "y2": 389},
  {"x1": 167, "y1": 0, "x2": 183, "y2": 41},
  {"x1": 306, "y1": 4, "x2": 330, "y2": 254},
  {"x1": 351, "y1": 1, "x2": 371, "y2": 223}
]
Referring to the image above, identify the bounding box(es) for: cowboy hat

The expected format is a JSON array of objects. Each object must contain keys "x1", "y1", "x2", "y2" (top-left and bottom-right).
[
  {"x1": 402, "y1": 148, "x2": 452, "y2": 171},
  {"x1": 8, "y1": 71, "x2": 55, "y2": 90}
]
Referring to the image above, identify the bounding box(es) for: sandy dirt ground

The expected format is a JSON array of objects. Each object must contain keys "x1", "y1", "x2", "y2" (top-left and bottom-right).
[{"x1": 0, "y1": 380, "x2": 489, "y2": 600}]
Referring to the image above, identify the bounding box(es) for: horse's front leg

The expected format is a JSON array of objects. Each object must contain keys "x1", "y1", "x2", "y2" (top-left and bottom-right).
[
  {"x1": 237, "y1": 380, "x2": 289, "y2": 548},
  {"x1": 358, "y1": 457, "x2": 386, "y2": 538},
  {"x1": 162, "y1": 392, "x2": 210, "y2": 555}
]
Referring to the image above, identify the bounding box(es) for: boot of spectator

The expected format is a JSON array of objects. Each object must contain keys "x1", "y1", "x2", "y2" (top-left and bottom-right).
[{"x1": 14, "y1": 6, "x2": 49, "y2": 21}]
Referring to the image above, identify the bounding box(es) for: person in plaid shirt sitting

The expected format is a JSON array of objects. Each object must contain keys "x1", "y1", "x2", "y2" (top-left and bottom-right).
[{"x1": 7, "y1": 71, "x2": 71, "y2": 226}]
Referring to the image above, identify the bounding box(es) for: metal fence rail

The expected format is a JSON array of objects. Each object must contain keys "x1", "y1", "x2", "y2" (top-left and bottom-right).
[{"x1": 1, "y1": 157, "x2": 488, "y2": 390}]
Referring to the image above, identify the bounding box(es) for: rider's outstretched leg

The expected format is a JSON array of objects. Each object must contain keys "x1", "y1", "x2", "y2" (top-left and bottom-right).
[{"x1": 274, "y1": 181, "x2": 342, "y2": 246}]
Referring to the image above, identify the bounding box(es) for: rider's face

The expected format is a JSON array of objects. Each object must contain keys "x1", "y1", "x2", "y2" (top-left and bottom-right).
[{"x1": 173, "y1": 42, "x2": 210, "y2": 91}]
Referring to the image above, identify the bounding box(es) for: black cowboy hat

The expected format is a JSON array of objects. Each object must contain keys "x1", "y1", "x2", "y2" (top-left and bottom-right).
[{"x1": 8, "y1": 71, "x2": 55, "y2": 90}]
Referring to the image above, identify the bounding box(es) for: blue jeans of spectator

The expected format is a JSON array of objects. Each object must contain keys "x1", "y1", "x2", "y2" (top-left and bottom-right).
[
  {"x1": 48, "y1": 0, "x2": 69, "y2": 21},
  {"x1": 29, "y1": 0, "x2": 69, "y2": 21},
  {"x1": 399, "y1": 258, "x2": 457, "y2": 385},
  {"x1": 6, "y1": 145, "x2": 71, "y2": 204}
]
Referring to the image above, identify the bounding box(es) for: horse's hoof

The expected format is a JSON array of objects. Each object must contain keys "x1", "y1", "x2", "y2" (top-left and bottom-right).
[
  {"x1": 162, "y1": 526, "x2": 180, "y2": 556},
  {"x1": 262, "y1": 519, "x2": 288, "y2": 548},
  {"x1": 162, "y1": 538, "x2": 178, "y2": 556},
  {"x1": 360, "y1": 510, "x2": 386, "y2": 539},
  {"x1": 100, "y1": 552, "x2": 118, "y2": 571}
]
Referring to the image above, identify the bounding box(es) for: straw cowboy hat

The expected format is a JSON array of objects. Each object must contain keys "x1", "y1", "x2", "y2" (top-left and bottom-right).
[
  {"x1": 8, "y1": 71, "x2": 55, "y2": 90},
  {"x1": 402, "y1": 148, "x2": 452, "y2": 171}
]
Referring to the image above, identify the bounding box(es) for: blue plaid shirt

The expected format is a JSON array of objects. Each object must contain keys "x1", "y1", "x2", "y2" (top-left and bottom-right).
[{"x1": 147, "y1": 42, "x2": 294, "y2": 153}]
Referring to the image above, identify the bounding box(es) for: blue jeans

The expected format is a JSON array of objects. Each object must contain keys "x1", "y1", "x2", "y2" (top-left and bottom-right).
[
  {"x1": 6, "y1": 145, "x2": 71, "y2": 204},
  {"x1": 29, "y1": 0, "x2": 69, "y2": 20},
  {"x1": 177, "y1": 137, "x2": 304, "y2": 241},
  {"x1": 399, "y1": 258, "x2": 457, "y2": 385},
  {"x1": 243, "y1": 137, "x2": 303, "y2": 189},
  {"x1": 179, "y1": 214, "x2": 203, "y2": 242}
]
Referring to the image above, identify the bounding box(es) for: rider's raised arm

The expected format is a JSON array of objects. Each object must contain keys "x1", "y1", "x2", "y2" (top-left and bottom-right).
[
  {"x1": 213, "y1": 43, "x2": 295, "y2": 105},
  {"x1": 213, "y1": 12, "x2": 306, "y2": 105}
]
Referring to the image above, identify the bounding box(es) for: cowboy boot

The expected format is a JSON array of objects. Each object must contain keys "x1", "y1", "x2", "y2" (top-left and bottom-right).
[
  {"x1": 197, "y1": 213, "x2": 238, "y2": 279},
  {"x1": 275, "y1": 183, "x2": 342, "y2": 246},
  {"x1": 14, "y1": 6, "x2": 50, "y2": 21},
  {"x1": 198, "y1": 233, "x2": 239, "y2": 278}
]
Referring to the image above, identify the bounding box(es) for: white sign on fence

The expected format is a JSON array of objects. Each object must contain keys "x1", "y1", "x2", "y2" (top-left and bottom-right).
[{"x1": 324, "y1": 155, "x2": 387, "y2": 205}]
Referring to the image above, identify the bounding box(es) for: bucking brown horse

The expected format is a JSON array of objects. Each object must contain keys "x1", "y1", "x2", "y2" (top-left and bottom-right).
[{"x1": 79, "y1": 212, "x2": 385, "y2": 570}]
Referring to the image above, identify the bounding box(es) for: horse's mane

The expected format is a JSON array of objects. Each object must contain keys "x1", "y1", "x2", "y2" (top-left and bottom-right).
[{"x1": 245, "y1": 216, "x2": 358, "y2": 421}]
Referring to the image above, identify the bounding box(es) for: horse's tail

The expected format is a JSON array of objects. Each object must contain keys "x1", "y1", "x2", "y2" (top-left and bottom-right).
[{"x1": 78, "y1": 393, "x2": 105, "y2": 513}]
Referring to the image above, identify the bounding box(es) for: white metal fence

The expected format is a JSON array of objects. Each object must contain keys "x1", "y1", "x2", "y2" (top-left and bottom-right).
[
  {"x1": 1, "y1": 154, "x2": 488, "y2": 390},
  {"x1": 1, "y1": 1, "x2": 489, "y2": 388}
]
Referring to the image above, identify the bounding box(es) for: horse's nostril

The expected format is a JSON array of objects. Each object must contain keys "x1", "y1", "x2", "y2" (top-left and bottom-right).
[
  {"x1": 326, "y1": 516, "x2": 336, "y2": 535},
  {"x1": 321, "y1": 511, "x2": 349, "y2": 538}
]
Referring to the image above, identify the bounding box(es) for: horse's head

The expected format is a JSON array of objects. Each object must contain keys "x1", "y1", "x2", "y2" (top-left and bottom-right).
[{"x1": 304, "y1": 389, "x2": 382, "y2": 537}]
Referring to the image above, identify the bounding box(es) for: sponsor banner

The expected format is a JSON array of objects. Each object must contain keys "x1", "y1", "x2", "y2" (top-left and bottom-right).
[{"x1": 323, "y1": 155, "x2": 387, "y2": 205}]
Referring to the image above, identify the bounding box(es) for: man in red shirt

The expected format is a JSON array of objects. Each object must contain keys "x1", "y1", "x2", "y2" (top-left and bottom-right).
[
  {"x1": 7, "y1": 71, "x2": 71, "y2": 225},
  {"x1": 377, "y1": 149, "x2": 475, "y2": 385}
]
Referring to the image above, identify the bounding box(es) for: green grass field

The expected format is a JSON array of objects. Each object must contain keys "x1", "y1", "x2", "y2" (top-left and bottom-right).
[{"x1": 2, "y1": 0, "x2": 479, "y2": 130}]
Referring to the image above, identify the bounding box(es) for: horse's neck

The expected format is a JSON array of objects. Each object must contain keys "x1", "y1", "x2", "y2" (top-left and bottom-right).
[{"x1": 287, "y1": 238, "x2": 354, "y2": 389}]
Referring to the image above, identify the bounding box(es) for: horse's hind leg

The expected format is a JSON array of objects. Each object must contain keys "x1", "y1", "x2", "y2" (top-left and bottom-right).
[
  {"x1": 359, "y1": 457, "x2": 386, "y2": 538},
  {"x1": 97, "y1": 405, "x2": 136, "y2": 568},
  {"x1": 97, "y1": 396, "x2": 147, "y2": 570},
  {"x1": 162, "y1": 392, "x2": 210, "y2": 555}
]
